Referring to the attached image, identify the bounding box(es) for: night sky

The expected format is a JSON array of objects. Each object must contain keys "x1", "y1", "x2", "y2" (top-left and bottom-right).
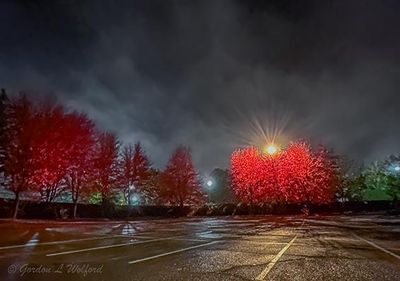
[{"x1": 1, "y1": 0, "x2": 399, "y2": 172}]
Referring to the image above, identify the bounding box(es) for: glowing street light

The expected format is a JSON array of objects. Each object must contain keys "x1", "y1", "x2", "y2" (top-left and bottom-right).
[
  {"x1": 130, "y1": 194, "x2": 140, "y2": 205},
  {"x1": 265, "y1": 143, "x2": 279, "y2": 155},
  {"x1": 206, "y1": 180, "x2": 213, "y2": 187}
]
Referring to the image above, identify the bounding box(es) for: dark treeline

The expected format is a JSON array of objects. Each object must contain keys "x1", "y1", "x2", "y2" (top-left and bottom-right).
[{"x1": 0, "y1": 90, "x2": 205, "y2": 219}]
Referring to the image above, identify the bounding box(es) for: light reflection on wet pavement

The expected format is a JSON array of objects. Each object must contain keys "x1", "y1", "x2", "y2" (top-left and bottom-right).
[{"x1": 0, "y1": 214, "x2": 399, "y2": 280}]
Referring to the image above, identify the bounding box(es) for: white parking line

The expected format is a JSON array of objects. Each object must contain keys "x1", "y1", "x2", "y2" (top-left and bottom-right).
[
  {"x1": 255, "y1": 236, "x2": 297, "y2": 280},
  {"x1": 128, "y1": 241, "x2": 219, "y2": 264},
  {"x1": 111, "y1": 234, "x2": 154, "y2": 239},
  {"x1": 0, "y1": 235, "x2": 137, "y2": 250},
  {"x1": 244, "y1": 241, "x2": 307, "y2": 246},
  {"x1": 353, "y1": 234, "x2": 400, "y2": 260},
  {"x1": 173, "y1": 237, "x2": 210, "y2": 242},
  {"x1": 46, "y1": 236, "x2": 181, "y2": 257}
]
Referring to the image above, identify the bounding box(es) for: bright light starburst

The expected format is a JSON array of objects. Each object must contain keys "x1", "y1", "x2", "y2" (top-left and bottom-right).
[{"x1": 265, "y1": 144, "x2": 279, "y2": 155}]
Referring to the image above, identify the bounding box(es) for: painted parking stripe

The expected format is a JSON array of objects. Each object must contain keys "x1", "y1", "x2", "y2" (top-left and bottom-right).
[
  {"x1": 113, "y1": 235, "x2": 207, "y2": 242},
  {"x1": 353, "y1": 234, "x2": 400, "y2": 260},
  {"x1": 255, "y1": 236, "x2": 297, "y2": 280},
  {"x1": 0, "y1": 235, "x2": 143, "y2": 250},
  {"x1": 46, "y1": 236, "x2": 180, "y2": 257},
  {"x1": 128, "y1": 241, "x2": 219, "y2": 264},
  {"x1": 244, "y1": 241, "x2": 307, "y2": 246}
]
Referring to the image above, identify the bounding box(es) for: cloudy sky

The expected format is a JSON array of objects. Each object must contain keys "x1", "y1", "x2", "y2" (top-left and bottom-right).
[{"x1": 1, "y1": 0, "x2": 399, "y2": 172}]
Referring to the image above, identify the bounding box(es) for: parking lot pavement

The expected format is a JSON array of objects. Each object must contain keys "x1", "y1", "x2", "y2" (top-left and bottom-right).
[{"x1": 0, "y1": 214, "x2": 399, "y2": 280}]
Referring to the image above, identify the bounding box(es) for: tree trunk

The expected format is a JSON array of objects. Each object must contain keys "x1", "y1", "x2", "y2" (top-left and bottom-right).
[
  {"x1": 249, "y1": 189, "x2": 254, "y2": 215},
  {"x1": 73, "y1": 200, "x2": 78, "y2": 219},
  {"x1": 12, "y1": 191, "x2": 20, "y2": 220},
  {"x1": 179, "y1": 195, "x2": 184, "y2": 207},
  {"x1": 128, "y1": 189, "x2": 132, "y2": 207}
]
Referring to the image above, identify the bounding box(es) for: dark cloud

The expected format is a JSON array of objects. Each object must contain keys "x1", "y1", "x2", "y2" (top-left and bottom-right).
[{"x1": 1, "y1": 0, "x2": 399, "y2": 172}]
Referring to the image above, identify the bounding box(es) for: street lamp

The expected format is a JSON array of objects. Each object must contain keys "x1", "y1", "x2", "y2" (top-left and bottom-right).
[{"x1": 264, "y1": 143, "x2": 279, "y2": 155}]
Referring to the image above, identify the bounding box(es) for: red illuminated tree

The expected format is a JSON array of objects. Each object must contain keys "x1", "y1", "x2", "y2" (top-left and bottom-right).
[
  {"x1": 31, "y1": 103, "x2": 72, "y2": 202},
  {"x1": 92, "y1": 132, "x2": 120, "y2": 204},
  {"x1": 230, "y1": 141, "x2": 339, "y2": 205},
  {"x1": 3, "y1": 95, "x2": 38, "y2": 219},
  {"x1": 63, "y1": 113, "x2": 96, "y2": 218},
  {"x1": 277, "y1": 141, "x2": 316, "y2": 203},
  {"x1": 119, "y1": 142, "x2": 151, "y2": 205},
  {"x1": 144, "y1": 168, "x2": 162, "y2": 204},
  {"x1": 232, "y1": 147, "x2": 265, "y2": 204},
  {"x1": 160, "y1": 146, "x2": 204, "y2": 206},
  {"x1": 309, "y1": 145, "x2": 340, "y2": 203},
  {"x1": 231, "y1": 147, "x2": 282, "y2": 204},
  {"x1": 3, "y1": 95, "x2": 99, "y2": 218}
]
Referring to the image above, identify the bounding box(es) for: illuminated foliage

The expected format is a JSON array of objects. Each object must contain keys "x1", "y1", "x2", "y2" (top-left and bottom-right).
[
  {"x1": 231, "y1": 141, "x2": 339, "y2": 204},
  {"x1": 63, "y1": 113, "x2": 96, "y2": 217},
  {"x1": 3, "y1": 95, "x2": 100, "y2": 217},
  {"x1": 92, "y1": 132, "x2": 120, "y2": 204},
  {"x1": 231, "y1": 147, "x2": 279, "y2": 204},
  {"x1": 3, "y1": 95, "x2": 37, "y2": 218},
  {"x1": 31, "y1": 103, "x2": 72, "y2": 202},
  {"x1": 160, "y1": 146, "x2": 204, "y2": 206},
  {"x1": 119, "y1": 142, "x2": 151, "y2": 205}
]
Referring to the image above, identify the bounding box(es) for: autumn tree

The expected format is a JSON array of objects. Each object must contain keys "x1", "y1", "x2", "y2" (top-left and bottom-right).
[
  {"x1": 231, "y1": 141, "x2": 340, "y2": 205},
  {"x1": 119, "y1": 142, "x2": 151, "y2": 205},
  {"x1": 160, "y1": 146, "x2": 204, "y2": 206},
  {"x1": 92, "y1": 132, "x2": 120, "y2": 205},
  {"x1": 143, "y1": 168, "x2": 162, "y2": 204},
  {"x1": 231, "y1": 146, "x2": 283, "y2": 204},
  {"x1": 3, "y1": 95, "x2": 37, "y2": 219},
  {"x1": 63, "y1": 113, "x2": 96, "y2": 218},
  {"x1": 231, "y1": 147, "x2": 268, "y2": 204},
  {"x1": 307, "y1": 145, "x2": 340, "y2": 204},
  {"x1": 31, "y1": 103, "x2": 72, "y2": 202}
]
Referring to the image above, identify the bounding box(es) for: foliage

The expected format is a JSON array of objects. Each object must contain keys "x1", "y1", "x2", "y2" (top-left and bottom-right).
[
  {"x1": 31, "y1": 103, "x2": 75, "y2": 202},
  {"x1": 3, "y1": 95, "x2": 39, "y2": 218},
  {"x1": 88, "y1": 192, "x2": 102, "y2": 205},
  {"x1": 119, "y1": 142, "x2": 151, "y2": 205},
  {"x1": 344, "y1": 174, "x2": 368, "y2": 201},
  {"x1": 160, "y1": 146, "x2": 204, "y2": 206},
  {"x1": 92, "y1": 132, "x2": 120, "y2": 203},
  {"x1": 231, "y1": 141, "x2": 340, "y2": 204},
  {"x1": 362, "y1": 157, "x2": 400, "y2": 201}
]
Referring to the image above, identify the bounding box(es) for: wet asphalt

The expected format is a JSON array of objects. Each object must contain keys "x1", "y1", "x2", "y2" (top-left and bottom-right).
[{"x1": 0, "y1": 214, "x2": 399, "y2": 281}]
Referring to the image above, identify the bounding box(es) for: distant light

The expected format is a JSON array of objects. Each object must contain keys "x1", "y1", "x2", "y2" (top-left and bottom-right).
[
  {"x1": 206, "y1": 180, "x2": 213, "y2": 187},
  {"x1": 265, "y1": 144, "x2": 279, "y2": 155},
  {"x1": 130, "y1": 194, "x2": 140, "y2": 205},
  {"x1": 395, "y1": 166, "x2": 400, "y2": 172}
]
